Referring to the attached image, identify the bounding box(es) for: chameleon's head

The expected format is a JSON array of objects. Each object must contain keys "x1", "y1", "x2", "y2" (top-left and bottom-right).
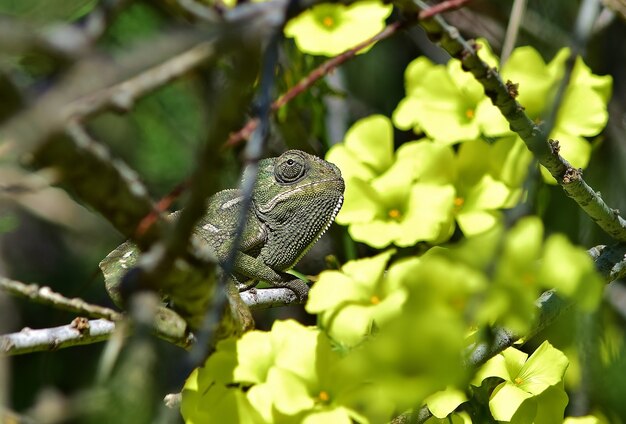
[{"x1": 252, "y1": 150, "x2": 345, "y2": 226}]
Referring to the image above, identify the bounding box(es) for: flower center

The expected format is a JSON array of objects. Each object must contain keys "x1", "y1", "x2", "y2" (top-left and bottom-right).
[
  {"x1": 318, "y1": 390, "x2": 330, "y2": 402},
  {"x1": 454, "y1": 197, "x2": 465, "y2": 208},
  {"x1": 371, "y1": 295, "x2": 381, "y2": 305},
  {"x1": 514, "y1": 377, "x2": 523, "y2": 385},
  {"x1": 388, "y1": 209, "x2": 402, "y2": 220},
  {"x1": 465, "y1": 108, "x2": 475, "y2": 119},
  {"x1": 322, "y1": 16, "x2": 334, "y2": 28},
  {"x1": 522, "y1": 273, "x2": 535, "y2": 286}
]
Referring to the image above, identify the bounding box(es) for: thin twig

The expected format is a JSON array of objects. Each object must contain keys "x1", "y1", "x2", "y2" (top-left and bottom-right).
[
  {"x1": 187, "y1": 28, "x2": 283, "y2": 368},
  {"x1": 543, "y1": 0, "x2": 602, "y2": 141},
  {"x1": 225, "y1": 0, "x2": 471, "y2": 147},
  {"x1": 225, "y1": 21, "x2": 405, "y2": 147},
  {"x1": 65, "y1": 41, "x2": 216, "y2": 122},
  {"x1": 0, "y1": 276, "x2": 123, "y2": 321},
  {"x1": 501, "y1": 0, "x2": 526, "y2": 64}
]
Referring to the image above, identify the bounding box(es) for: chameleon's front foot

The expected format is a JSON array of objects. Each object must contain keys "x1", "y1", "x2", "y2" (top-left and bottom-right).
[{"x1": 280, "y1": 278, "x2": 309, "y2": 303}]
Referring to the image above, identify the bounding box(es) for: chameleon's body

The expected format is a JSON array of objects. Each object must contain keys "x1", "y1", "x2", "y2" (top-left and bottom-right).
[
  {"x1": 101, "y1": 150, "x2": 344, "y2": 310},
  {"x1": 194, "y1": 149, "x2": 344, "y2": 299}
]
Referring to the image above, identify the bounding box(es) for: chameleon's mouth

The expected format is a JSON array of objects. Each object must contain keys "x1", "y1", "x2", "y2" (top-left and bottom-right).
[{"x1": 284, "y1": 193, "x2": 344, "y2": 268}]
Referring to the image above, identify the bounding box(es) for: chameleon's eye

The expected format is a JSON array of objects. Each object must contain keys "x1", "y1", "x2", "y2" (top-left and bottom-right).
[{"x1": 275, "y1": 153, "x2": 306, "y2": 183}]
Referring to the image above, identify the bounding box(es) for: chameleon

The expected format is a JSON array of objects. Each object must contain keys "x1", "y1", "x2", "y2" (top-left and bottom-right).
[{"x1": 100, "y1": 149, "x2": 344, "y2": 315}]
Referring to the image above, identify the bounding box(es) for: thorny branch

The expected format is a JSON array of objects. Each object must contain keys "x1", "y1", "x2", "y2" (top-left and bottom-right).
[{"x1": 412, "y1": 0, "x2": 626, "y2": 242}]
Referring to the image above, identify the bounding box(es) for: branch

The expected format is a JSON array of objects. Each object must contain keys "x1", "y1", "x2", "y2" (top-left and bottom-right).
[
  {"x1": 240, "y1": 287, "x2": 299, "y2": 308},
  {"x1": 0, "y1": 287, "x2": 302, "y2": 355},
  {"x1": 65, "y1": 41, "x2": 216, "y2": 122},
  {"x1": 0, "y1": 319, "x2": 115, "y2": 356},
  {"x1": 466, "y1": 243, "x2": 626, "y2": 366},
  {"x1": 412, "y1": 0, "x2": 626, "y2": 242},
  {"x1": 0, "y1": 277, "x2": 122, "y2": 321},
  {"x1": 34, "y1": 122, "x2": 170, "y2": 249}
]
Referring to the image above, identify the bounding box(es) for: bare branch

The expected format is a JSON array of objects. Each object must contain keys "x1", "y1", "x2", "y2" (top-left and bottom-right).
[
  {"x1": 0, "y1": 276, "x2": 122, "y2": 321},
  {"x1": 240, "y1": 287, "x2": 299, "y2": 308},
  {"x1": 0, "y1": 286, "x2": 303, "y2": 355},
  {"x1": 65, "y1": 41, "x2": 215, "y2": 121},
  {"x1": 1, "y1": 319, "x2": 115, "y2": 356},
  {"x1": 501, "y1": 0, "x2": 527, "y2": 64}
]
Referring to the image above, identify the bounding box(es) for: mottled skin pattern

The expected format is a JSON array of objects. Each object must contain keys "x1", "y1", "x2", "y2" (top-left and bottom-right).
[{"x1": 193, "y1": 150, "x2": 344, "y2": 300}]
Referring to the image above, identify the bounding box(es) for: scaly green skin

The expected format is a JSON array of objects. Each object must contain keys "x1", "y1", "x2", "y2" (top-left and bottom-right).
[
  {"x1": 194, "y1": 149, "x2": 345, "y2": 300},
  {"x1": 101, "y1": 150, "x2": 344, "y2": 322}
]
